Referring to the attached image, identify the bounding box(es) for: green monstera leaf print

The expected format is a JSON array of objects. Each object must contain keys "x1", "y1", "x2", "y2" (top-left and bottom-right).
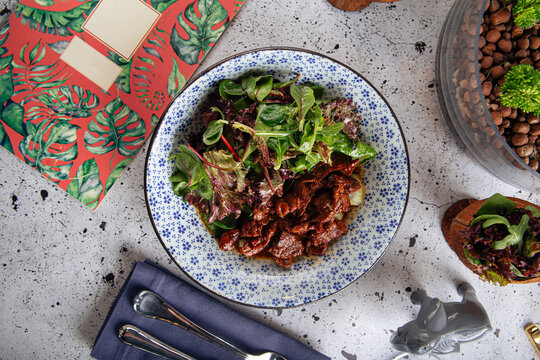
[
  {"x1": 84, "y1": 97, "x2": 147, "y2": 164},
  {"x1": 104, "y1": 158, "x2": 131, "y2": 195},
  {"x1": 107, "y1": 52, "x2": 132, "y2": 94},
  {"x1": 19, "y1": 120, "x2": 79, "y2": 181},
  {"x1": 67, "y1": 158, "x2": 103, "y2": 210},
  {"x1": 36, "y1": 85, "x2": 99, "y2": 118},
  {"x1": 13, "y1": 41, "x2": 69, "y2": 123},
  {"x1": 0, "y1": 124, "x2": 12, "y2": 153},
  {"x1": 167, "y1": 57, "x2": 187, "y2": 97},
  {"x1": 0, "y1": 23, "x2": 21, "y2": 154},
  {"x1": 171, "y1": 0, "x2": 230, "y2": 65},
  {"x1": 150, "y1": 0, "x2": 178, "y2": 12},
  {"x1": 15, "y1": 1, "x2": 99, "y2": 36}
]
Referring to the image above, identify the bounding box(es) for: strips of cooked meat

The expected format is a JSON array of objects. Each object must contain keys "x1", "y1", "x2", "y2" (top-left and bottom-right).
[{"x1": 218, "y1": 155, "x2": 363, "y2": 268}]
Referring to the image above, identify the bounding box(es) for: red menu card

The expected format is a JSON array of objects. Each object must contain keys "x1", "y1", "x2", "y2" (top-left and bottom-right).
[{"x1": 0, "y1": 0, "x2": 245, "y2": 209}]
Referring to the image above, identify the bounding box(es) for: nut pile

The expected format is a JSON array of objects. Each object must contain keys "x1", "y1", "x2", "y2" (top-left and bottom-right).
[{"x1": 479, "y1": 0, "x2": 540, "y2": 171}]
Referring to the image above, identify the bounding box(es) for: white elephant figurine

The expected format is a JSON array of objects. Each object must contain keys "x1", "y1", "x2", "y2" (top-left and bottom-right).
[{"x1": 390, "y1": 283, "x2": 491, "y2": 355}]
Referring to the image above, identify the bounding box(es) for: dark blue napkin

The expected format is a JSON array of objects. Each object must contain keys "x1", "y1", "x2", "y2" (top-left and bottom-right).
[{"x1": 91, "y1": 260, "x2": 330, "y2": 360}]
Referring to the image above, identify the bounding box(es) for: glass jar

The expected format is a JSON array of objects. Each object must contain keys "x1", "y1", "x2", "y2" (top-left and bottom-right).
[{"x1": 436, "y1": 0, "x2": 540, "y2": 193}]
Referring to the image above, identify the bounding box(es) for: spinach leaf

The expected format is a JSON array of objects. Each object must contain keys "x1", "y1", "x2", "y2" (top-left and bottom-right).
[
  {"x1": 309, "y1": 84, "x2": 323, "y2": 100},
  {"x1": 273, "y1": 74, "x2": 300, "y2": 89},
  {"x1": 171, "y1": 145, "x2": 213, "y2": 200},
  {"x1": 233, "y1": 97, "x2": 247, "y2": 112},
  {"x1": 267, "y1": 137, "x2": 291, "y2": 170},
  {"x1": 241, "y1": 75, "x2": 273, "y2": 102},
  {"x1": 219, "y1": 79, "x2": 243, "y2": 99},
  {"x1": 211, "y1": 213, "x2": 237, "y2": 230},
  {"x1": 290, "y1": 84, "x2": 315, "y2": 131},
  {"x1": 242, "y1": 75, "x2": 257, "y2": 100},
  {"x1": 258, "y1": 104, "x2": 288, "y2": 126},
  {"x1": 320, "y1": 122, "x2": 345, "y2": 138},
  {"x1": 331, "y1": 133, "x2": 377, "y2": 163},
  {"x1": 289, "y1": 152, "x2": 323, "y2": 173},
  {"x1": 203, "y1": 119, "x2": 227, "y2": 145},
  {"x1": 255, "y1": 75, "x2": 273, "y2": 102},
  {"x1": 476, "y1": 193, "x2": 516, "y2": 216},
  {"x1": 233, "y1": 121, "x2": 293, "y2": 139},
  {"x1": 296, "y1": 106, "x2": 323, "y2": 154}
]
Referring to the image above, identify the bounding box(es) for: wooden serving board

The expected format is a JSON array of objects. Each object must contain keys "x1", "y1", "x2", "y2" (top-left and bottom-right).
[
  {"x1": 327, "y1": 0, "x2": 399, "y2": 11},
  {"x1": 441, "y1": 197, "x2": 540, "y2": 284}
]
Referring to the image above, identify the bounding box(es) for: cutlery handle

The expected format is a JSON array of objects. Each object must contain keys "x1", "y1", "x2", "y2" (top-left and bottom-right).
[
  {"x1": 119, "y1": 324, "x2": 198, "y2": 360},
  {"x1": 134, "y1": 290, "x2": 248, "y2": 360}
]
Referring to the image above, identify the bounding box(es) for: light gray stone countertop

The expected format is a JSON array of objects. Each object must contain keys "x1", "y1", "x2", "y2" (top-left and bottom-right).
[{"x1": 1, "y1": 0, "x2": 539, "y2": 359}]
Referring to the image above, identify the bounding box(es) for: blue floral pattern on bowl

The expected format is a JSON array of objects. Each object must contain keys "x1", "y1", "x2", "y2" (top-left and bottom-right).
[{"x1": 145, "y1": 48, "x2": 409, "y2": 308}]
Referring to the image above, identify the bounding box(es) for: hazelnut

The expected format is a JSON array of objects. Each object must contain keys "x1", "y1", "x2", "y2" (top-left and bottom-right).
[
  {"x1": 512, "y1": 122, "x2": 530, "y2": 134},
  {"x1": 531, "y1": 123, "x2": 540, "y2": 136},
  {"x1": 479, "y1": 35, "x2": 487, "y2": 48},
  {"x1": 498, "y1": 38, "x2": 512, "y2": 53},
  {"x1": 480, "y1": 56, "x2": 494, "y2": 69},
  {"x1": 530, "y1": 37, "x2": 540, "y2": 50},
  {"x1": 491, "y1": 110, "x2": 503, "y2": 125},
  {"x1": 511, "y1": 26, "x2": 524, "y2": 39},
  {"x1": 486, "y1": 30, "x2": 501, "y2": 43},
  {"x1": 489, "y1": 0, "x2": 500, "y2": 13},
  {"x1": 516, "y1": 144, "x2": 534, "y2": 157},
  {"x1": 515, "y1": 49, "x2": 530, "y2": 58},
  {"x1": 491, "y1": 65, "x2": 506, "y2": 78},
  {"x1": 482, "y1": 81, "x2": 492, "y2": 96},
  {"x1": 490, "y1": 8, "x2": 511, "y2": 25},
  {"x1": 499, "y1": 106, "x2": 512, "y2": 117},
  {"x1": 482, "y1": 43, "x2": 497, "y2": 56},
  {"x1": 517, "y1": 38, "x2": 530, "y2": 50},
  {"x1": 493, "y1": 52, "x2": 504, "y2": 64},
  {"x1": 512, "y1": 133, "x2": 529, "y2": 146}
]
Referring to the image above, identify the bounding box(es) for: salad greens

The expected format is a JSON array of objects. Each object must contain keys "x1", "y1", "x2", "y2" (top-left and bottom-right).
[
  {"x1": 464, "y1": 193, "x2": 540, "y2": 285},
  {"x1": 170, "y1": 74, "x2": 377, "y2": 228}
]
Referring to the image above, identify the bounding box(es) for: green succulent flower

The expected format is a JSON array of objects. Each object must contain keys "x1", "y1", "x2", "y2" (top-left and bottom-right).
[
  {"x1": 513, "y1": 0, "x2": 540, "y2": 29},
  {"x1": 499, "y1": 64, "x2": 540, "y2": 116}
]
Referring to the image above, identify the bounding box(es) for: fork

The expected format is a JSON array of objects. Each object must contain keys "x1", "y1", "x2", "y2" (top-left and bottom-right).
[{"x1": 133, "y1": 290, "x2": 287, "y2": 360}]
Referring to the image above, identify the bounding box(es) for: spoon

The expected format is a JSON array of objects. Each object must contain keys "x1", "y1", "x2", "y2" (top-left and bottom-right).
[
  {"x1": 118, "y1": 324, "x2": 198, "y2": 360},
  {"x1": 133, "y1": 290, "x2": 288, "y2": 360}
]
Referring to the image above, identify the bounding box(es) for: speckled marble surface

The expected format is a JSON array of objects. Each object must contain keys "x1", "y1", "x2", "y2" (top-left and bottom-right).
[{"x1": 0, "y1": 0, "x2": 539, "y2": 359}]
